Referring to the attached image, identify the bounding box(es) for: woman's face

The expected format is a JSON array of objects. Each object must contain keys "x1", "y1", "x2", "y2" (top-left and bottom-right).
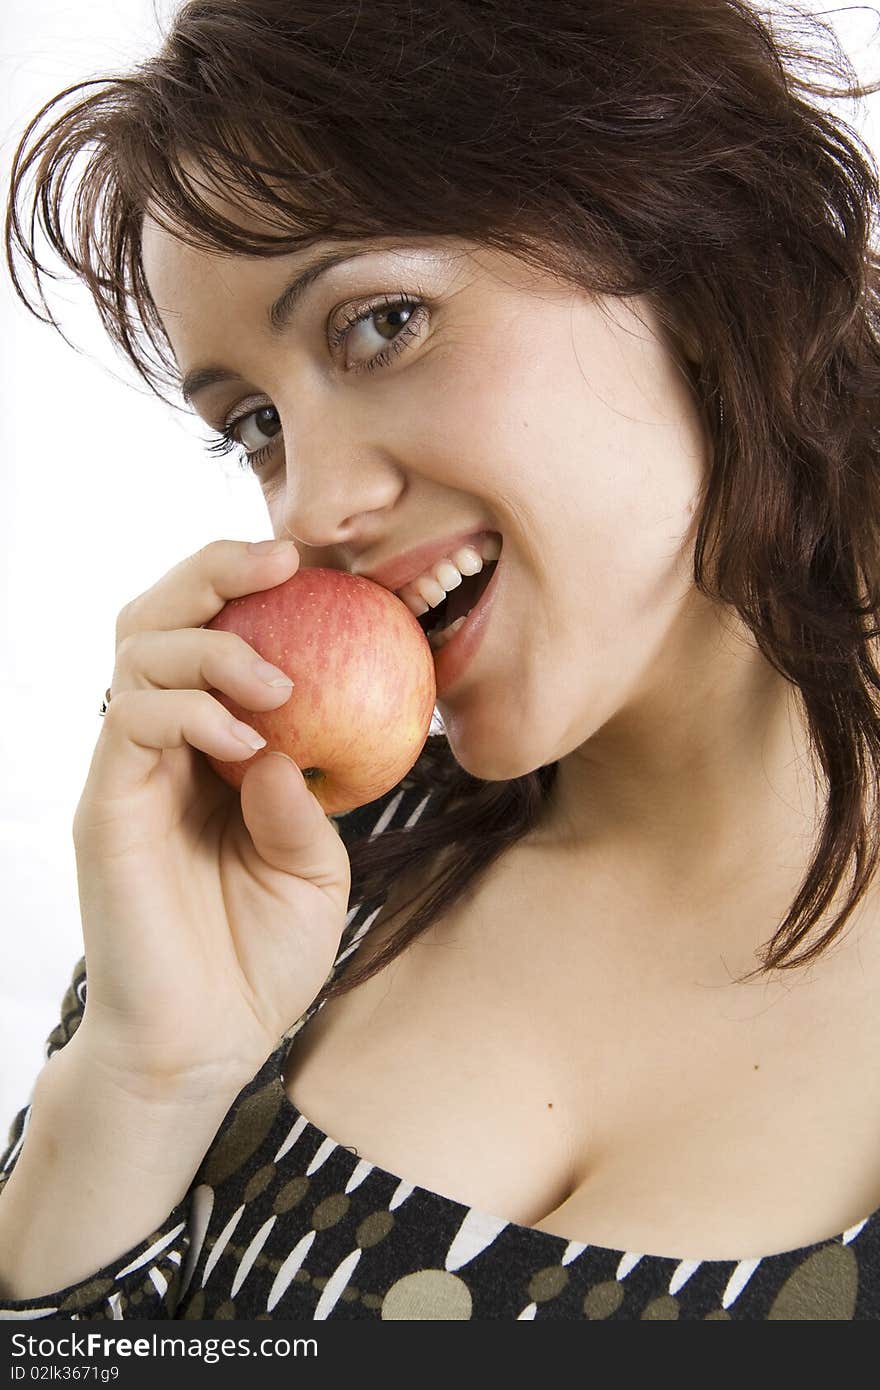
[{"x1": 142, "y1": 218, "x2": 711, "y2": 786}]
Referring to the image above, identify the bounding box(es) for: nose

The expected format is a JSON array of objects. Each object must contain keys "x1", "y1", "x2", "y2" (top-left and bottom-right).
[{"x1": 271, "y1": 396, "x2": 404, "y2": 557}]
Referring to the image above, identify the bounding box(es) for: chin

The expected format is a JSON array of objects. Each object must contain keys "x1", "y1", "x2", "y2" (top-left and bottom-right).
[{"x1": 442, "y1": 724, "x2": 548, "y2": 784}]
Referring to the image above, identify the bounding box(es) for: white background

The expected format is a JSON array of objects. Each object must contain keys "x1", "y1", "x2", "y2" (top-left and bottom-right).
[{"x1": 1, "y1": 2, "x2": 878, "y2": 1134}]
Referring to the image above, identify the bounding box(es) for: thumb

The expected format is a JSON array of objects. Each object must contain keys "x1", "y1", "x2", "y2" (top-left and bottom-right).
[{"x1": 238, "y1": 751, "x2": 351, "y2": 895}]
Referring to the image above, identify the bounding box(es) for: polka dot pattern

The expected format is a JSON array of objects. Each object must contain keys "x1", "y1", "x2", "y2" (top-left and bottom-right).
[
  {"x1": 382, "y1": 1270, "x2": 473, "y2": 1320},
  {"x1": 583, "y1": 1280, "x2": 625, "y2": 1319}
]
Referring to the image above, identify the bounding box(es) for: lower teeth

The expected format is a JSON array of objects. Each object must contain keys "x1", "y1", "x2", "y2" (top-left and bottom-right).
[{"x1": 427, "y1": 613, "x2": 469, "y2": 651}]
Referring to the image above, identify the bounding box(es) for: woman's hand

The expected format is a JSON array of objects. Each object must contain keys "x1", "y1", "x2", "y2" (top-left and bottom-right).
[{"x1": 69, "y1": 539, "x2": 352, "y2": 1095}]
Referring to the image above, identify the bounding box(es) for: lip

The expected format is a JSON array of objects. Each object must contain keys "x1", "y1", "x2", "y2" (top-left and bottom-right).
[
  {"x1": 354, "y1": 528, "x2": 500, "y2": 594},
  {"x1": 431, "y1": 545, "x2": 504, "y2": 697}
]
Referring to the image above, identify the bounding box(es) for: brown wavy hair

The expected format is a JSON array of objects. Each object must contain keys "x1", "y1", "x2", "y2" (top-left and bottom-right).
[{"x1": 6, "y1": 0, "x2": 880, "y2": 1004}]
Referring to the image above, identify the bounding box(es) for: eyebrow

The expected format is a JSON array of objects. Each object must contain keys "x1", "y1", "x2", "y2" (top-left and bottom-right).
[{"x1": 179, "y1": 244, "x2": 405, "y2": 405}]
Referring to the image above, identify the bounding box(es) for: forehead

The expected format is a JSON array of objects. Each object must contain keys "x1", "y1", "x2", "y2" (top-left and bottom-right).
[
  {"x1": 141, "y1": 154, "x2": 334, "y2": 306},
  {"x1": 142, "y1": 210, "x2": 290, "y2": 303}
]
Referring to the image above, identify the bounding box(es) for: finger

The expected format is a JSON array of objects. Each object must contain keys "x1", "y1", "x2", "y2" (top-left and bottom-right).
[
  {"x1": 115, "y1": 538, "x2": 299, "y2": 645},
  {"x1": 239, "y1": 752, "x2": 352, "y2": 894},
  {"x1": 112, "y1": 627, "x2": 295, "y2": 712},
  {"x1": 79, "y1": 688, "x2": 268, "y2": 806}
]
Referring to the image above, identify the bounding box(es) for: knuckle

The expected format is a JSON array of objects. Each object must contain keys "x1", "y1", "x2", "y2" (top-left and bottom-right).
[
  {"x1": 115, "y1": 601, "x2": 136, "y2": 644},
  {"x1": 197, "y1": 538, "x2": 229, "y2": 566},
  {"x1": 115, "y1": 631, "x2": 137, "y2": 665},
  {"x1": 101, "y1": 688, "x2": 131, "y2": 723},
  {"x1": 71, "y1": 803, "x2": 88, "y2": 842}
]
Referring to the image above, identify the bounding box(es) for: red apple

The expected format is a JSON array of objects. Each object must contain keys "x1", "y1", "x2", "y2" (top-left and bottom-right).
[{"x1": 204, "y1": 566, "x2": 437, "y2": 815}]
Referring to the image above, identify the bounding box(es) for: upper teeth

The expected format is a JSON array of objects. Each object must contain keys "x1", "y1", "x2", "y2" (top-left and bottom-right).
[{"x1": 395, "y1": 533, "x2": 501, "y2": 617}]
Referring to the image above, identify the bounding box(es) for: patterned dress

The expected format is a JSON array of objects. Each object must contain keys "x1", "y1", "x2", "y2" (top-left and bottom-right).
[{"x1": 1, "y1": 782, "x2": 877, "y2": 1320}]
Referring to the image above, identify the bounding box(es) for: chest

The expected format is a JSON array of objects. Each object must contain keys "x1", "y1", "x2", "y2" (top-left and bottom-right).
[{"x1": 282, "y1": 841, "x2": 880, "y2": 1261}]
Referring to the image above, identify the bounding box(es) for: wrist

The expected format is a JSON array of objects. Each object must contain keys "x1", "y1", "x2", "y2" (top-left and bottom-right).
[{"x1": 41, "y1": 1027, "x2": 257, "y2": 1123}]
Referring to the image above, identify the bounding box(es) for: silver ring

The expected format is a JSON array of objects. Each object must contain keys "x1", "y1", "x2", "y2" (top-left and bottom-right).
[{"x1": 99, "y1": 687, "x2": 112, "y2": 717}]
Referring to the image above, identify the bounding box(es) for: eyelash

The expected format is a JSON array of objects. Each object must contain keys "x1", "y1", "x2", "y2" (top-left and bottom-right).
[{"x1": 203, "y1": 292, "x2": 426, "y2": 475}]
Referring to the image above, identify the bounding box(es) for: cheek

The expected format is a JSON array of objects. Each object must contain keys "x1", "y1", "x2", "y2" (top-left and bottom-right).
[
  {"x1": 403, "y1": 330, "x2": 579, "y2": 501},
  {"x1": 564, "y1": 451, "x2": 701, "y2": 651},
  {"x1": 428, "y1": 326, "x2": 704, "y2": 571}
]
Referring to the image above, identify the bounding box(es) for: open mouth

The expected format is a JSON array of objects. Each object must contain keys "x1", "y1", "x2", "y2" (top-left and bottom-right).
[{"x1": 416, "y1": 541, "x2": 501, "y2": 651}]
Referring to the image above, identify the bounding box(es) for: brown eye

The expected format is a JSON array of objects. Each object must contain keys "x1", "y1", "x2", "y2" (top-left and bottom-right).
[
  {"x1": 237, "y1": 405, "x2": 281, "y2": 453},
  {"x1": 369, "y1": 304, "x2": 416, "y2": 342},
  {"x1": 330, "y1": 295, "x2": 427, "y2": 373}
]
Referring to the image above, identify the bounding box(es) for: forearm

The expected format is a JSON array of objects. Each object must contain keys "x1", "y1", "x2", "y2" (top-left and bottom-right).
[{"x1": 0, "y1": 1037, "x2": 248, "y2": 1301}]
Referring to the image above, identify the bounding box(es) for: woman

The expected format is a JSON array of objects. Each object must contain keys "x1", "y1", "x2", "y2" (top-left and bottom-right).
[{"x1": 0, "y1": 0, "x2": 879, "y2": 1320}]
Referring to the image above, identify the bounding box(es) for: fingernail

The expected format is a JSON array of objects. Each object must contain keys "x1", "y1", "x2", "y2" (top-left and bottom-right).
[
  {"x1": 231, "y1": 719, "x2": 267, "y2": 750},
  {"x1": 253, "y1": 658, "x2": 294, "y2": 688},
  {"x1": 248, "y1": 538, "x2": 296, "y2": 556}
]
